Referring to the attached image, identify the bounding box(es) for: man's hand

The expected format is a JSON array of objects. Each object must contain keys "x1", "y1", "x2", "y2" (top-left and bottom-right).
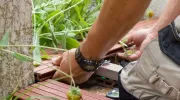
[
  {"x1": 52, "y1": 49, "x2": 94, "y2": 84},
  {"x1": 118, "y1": 28, "x2": 158, "y2": 60}
]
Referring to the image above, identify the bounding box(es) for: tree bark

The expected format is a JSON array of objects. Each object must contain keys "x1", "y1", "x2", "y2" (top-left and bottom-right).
[{"x1": 0, "y1": 0, "x2": 34, "y2": 98}]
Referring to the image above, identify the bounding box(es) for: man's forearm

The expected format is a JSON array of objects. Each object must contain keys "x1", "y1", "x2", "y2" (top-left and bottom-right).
[
  {"x1": 152, "y1": 0, "x2": 180, "y2": 32},
  {"x1": 80, "y1": 0, "x2": 151, "y2": 61}
]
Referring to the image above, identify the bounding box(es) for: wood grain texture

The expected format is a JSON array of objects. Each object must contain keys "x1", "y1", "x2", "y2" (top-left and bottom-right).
[
  {"x1": 0, "y1": 0, "x2": 34, "y2": 98},
  {"x1": 14, "y1": 79, "x2": 112, "y2": 100}
]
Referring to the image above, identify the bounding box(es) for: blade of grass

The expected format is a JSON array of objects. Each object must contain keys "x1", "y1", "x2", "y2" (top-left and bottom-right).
[
  {"x1": 0, "y1": 45, "x2": 66, "y2": 51},
  {"x1": 0, "y1": 32, "x2": 9, "y2": 46},
  {"x1": 32, "y1": 0, "x2": 42, "y2": 66},
  {"x1": 27, "y1": 96, "x2": 59, "y2": 100},
  {"x1": 39, "y1": 27, "x2": 90, "y2": 37},
  {"x1": 49, "y1": 21, "x2": 58, "y2": 48},
  {"x1": 37, "y1": 0, "x2": 83, "y2": 33},
  {"x1": 61, "y1": 31, "x2": 67, "y2": 49},
  {"x1": 68, "y1": 51, "x2": 75, "y2": 87}
]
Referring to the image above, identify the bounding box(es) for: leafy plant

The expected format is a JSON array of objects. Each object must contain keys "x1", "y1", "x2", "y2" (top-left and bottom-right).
[
  {"x1": 67, "y1": 87, "x2": 82, "y2": 100},
  {"x1": 33, "y1": 0, "x2": 102, "y2": 49},
  {"x1": 31, "y1": 0, "x2": 102, "y2": 66},
  {"x1": 119, "y1": 38, "x2": 135, "y2": 57}
]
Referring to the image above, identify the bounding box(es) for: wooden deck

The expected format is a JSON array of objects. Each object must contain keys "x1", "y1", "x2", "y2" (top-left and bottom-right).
[
  {"x1": 34, "y1": 60, "x2": 56, "y2": 82},
  {"x1": 14, "y1": 79, "x2": 112, "y2": 100}
]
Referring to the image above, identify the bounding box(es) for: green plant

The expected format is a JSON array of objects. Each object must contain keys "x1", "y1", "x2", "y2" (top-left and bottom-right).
[
  {"x1": 119, "y1": 38, "x2": 135, "y2": 57},
  {"x1": 67, "y1": 87, "x2": 82, "y2": 100},
  {"x1": 31, "y1": 0, "x2": 102, "y2": 66}
]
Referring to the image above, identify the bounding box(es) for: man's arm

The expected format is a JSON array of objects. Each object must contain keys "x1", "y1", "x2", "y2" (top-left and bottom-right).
[
  {"x1": 140, "y1": 0, "x2": 180, "y2": 52},
  {"x1": 81, "y1": 0, "x2": 151, "y2": 61},
  {"x1": 118, "y1": 0, "x2": 180, "y2": 60},
  {"x1": 53, "y1": 0, "x2": 152, "y2": 84},
  {"x1": 152, "y1": 0, "x2": 180, "y2": 33}
]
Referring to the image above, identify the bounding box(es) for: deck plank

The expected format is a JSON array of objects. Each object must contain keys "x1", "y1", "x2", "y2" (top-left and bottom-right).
[
  {"x1": 37, "y1": 81, "x2": 99, "y2": 100},
  {"x1": 46, "y1": 79, "x2": 111, "y2": 100},
  {"x1": 31, "y1": 84, "x2": 67, "y2": 99},
  {"x1": 14, "y1": 79, "x2": 111, "y2": 100},
  {"x1": 18, "y1": 88, "x2": 50, "y2": 100},
  {"x1": 25, "y1": 86, "x2": 66, "y2": 100},
  {"x1": 14, "y1": 92, "x2": 32, "y2": 100}
]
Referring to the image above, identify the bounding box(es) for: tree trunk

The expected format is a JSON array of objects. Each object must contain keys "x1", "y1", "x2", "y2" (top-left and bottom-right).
[{"x1": 0, "y1": 0, "x2": 34, "y2": 98}]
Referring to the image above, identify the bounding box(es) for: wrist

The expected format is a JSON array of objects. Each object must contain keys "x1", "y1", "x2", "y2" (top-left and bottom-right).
[
  {"x1": 151, "y1": 23, "x2": 160, "y2": 33},
  {"x1": 75, "y1": 46, "x2": 105, "y2": 72},
  {"x1": 80, "y1": 40, "x2": 103, "y2": 61}
]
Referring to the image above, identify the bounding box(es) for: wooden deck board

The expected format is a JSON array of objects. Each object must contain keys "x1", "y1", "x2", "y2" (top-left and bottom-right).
[
  {"x1": 35, "y1": 62, "x2": 57, "y2": 81},
  {"x1": 46, "y1": 79, "x2": 111, "y2": 100},
  {"x1": 14, "y1": 92, "x2": 32, "y2": 100},
  {"x1": 14, "y1": 79, "x2": 111, "y2": 100},
  {"x1": 31, "y1": 84, "x2": 67, "y2": 99},
  {"x1": 34, "y1": 65, "x2": 49, "y2": 72},
  {"x1": 25, "y1": 86, "x2": 65, "y2": 100},
  {"x1": 18, "y1": 89, "x2": 48, "y2": 100},
  {"x1": 37, "y1": 82, "x2": 98, "y2": 100}
]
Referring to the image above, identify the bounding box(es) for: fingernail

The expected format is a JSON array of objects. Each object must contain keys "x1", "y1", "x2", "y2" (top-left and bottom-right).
[{"x1": 52, "y1": 57, "x2": 57, "y2": 64}]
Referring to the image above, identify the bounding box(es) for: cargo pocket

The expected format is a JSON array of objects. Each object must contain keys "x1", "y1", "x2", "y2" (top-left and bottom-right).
[
  {"x1": 135, "y1": 39, "x2": 158, "y2": 80},
  {"x1": 148, "y1": 72, "x2": 180, "y2": 100}
]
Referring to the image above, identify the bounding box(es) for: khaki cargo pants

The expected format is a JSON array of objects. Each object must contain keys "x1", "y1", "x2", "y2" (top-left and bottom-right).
[{"x1": 120, "y1": 38, "x2": 180, "y2": 100}]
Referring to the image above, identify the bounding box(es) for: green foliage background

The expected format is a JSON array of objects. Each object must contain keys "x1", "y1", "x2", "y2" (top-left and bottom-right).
[
  {"x1": 31, "y1": 0, "x2": 102, "y2": 65},
  {"x1": 33, "y1": 0, "x2": 102, "y2": 49}
]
